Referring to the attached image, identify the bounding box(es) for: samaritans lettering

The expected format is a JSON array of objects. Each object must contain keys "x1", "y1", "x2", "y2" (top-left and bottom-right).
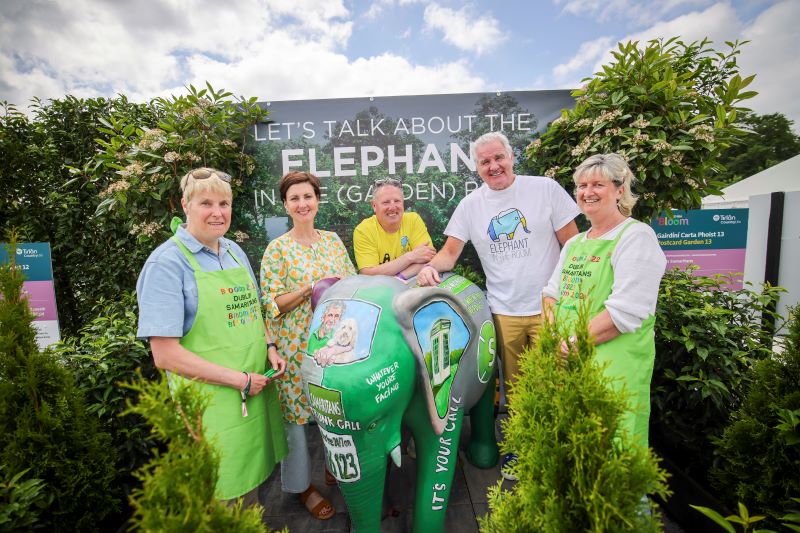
[{"x1": 219, "y1": 281, "x2": 259, "y2": 328}]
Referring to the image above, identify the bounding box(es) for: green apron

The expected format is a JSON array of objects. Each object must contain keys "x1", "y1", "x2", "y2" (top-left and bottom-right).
[
  {"x1": 554, "y1": 221, "x2": 655, "y2": 450},
  {"x1": 171, "y1": 236, "x2": 287, "y2": 499}
]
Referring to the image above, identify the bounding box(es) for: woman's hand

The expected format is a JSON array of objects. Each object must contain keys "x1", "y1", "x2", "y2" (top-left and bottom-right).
[{"x1": 266, "y1": 344, "x2": 287, "y2": 381}]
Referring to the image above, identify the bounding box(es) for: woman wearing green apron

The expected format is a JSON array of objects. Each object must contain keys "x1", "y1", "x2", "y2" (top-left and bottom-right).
[
  {"x1": 542, "y1": 154, "x2": 666, "y2": 451},
  {"x1": 136, "y1": 168, "x2": 288, "y2": 505}
]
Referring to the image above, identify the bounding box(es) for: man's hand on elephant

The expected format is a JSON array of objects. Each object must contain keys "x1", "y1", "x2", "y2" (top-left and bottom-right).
[
  {"x1": 416, "y1": 264, "x2": 441, "y2": 286},
  {"x1": 410, "y1": 242, "x2": 436, "y2": 264}
]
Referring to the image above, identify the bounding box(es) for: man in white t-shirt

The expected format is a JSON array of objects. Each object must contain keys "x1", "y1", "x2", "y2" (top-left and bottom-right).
[{"x1": 416, "y1": 131, "x2": 579, "y2": 478}]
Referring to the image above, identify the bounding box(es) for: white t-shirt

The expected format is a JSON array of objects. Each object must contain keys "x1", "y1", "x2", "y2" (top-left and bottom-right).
[
  {"x1": 445, "y1": 175, "x2": 579, "y2": 316},
  {"x1": 542, "y1": 218, "x2": 667, "y2": 333}
]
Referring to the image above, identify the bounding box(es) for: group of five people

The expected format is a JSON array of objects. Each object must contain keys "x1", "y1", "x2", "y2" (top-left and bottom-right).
[{"x1": 136, "y1": 131, "x2": 666, "y2": 517}]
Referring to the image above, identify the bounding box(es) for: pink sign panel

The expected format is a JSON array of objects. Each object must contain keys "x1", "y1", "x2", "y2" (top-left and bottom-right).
[{"x1": 664, "y1": 249, "x2": 747, "y2": 290}]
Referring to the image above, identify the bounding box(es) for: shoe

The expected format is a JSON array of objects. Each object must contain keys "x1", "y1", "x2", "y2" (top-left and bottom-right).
[
  {"x1": 299, "y1": 485, "x2": 335, "y2": 520},
  {"x1": 500, "y1": 453, "x2": 518, "y2": 481}
]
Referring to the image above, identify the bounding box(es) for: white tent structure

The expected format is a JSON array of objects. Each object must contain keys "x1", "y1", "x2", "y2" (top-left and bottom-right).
[
  {"x1": 702, "y1": 154, "x2": 800, "y2": 209},
  {"x1": 700, "y1": 154, "x2": 800, "y2": 333}
]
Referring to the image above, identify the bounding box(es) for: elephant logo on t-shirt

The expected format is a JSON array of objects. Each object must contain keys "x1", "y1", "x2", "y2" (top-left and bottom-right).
[{"x1": 487, "y1": 208, "x2": 531, "y2": 242}]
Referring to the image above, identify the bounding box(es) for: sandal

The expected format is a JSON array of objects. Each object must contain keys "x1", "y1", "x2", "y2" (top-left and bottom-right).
[
  {"x1": 325, "y1": 467, "x2": 336, "y2": 486},
  {"x1": 299, "y1": 485, "x2": 335, "y2": 520}
]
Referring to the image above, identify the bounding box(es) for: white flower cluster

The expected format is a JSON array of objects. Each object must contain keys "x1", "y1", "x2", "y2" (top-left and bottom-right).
[
  {"x1": 662, "y1": 152, "x2": 684, "y2": 167},
  {"x1": 184, "y1": 152, "x2": 201, "y2": 163},
  {"x1": 182, "y1": 106, "x2": 203, "y2": 118},
  {"x1": 100, "y1": 180, "x2": 131, "y2": 198},
  {"x1": 138, "y1": 128, "x2": 165, "y2": 151},
  {"x1": 526, "y1": 138, "x2": 542, "y2": 154},
  {"x1": 119, "y1": 161, "x2": 145, "y2": 177},
  {"x1": 233, "y1": 230, "x2": 250, "y2": 242},
  {"x1": 222, "y1": 139, "x2": 238, "y2": 149},
  {"x1": 653, "y1": 140, "x2": 672, "y2": 152},
  {"x1": 571, "y1": 136, "x2": 595, "y2": 157},
  {"x1": 130, "y1": 221, "x2": 162, "y2": 237},
  {"x1": 576, "y1": 118, "x2": 593, "y2": 128},
  {"x1": 544, "y1": 166, "x2": 560, "y2": 178},
  {"x1": 688, "y1": 124, "x2": 715, "y2": 143},
  {"x1": 630, "y1": 118, "x2": 650, "y2": 129},
  {"x1": 164, "y1": 151, "x2": 180, "y2": 163},
  {"x1": 592, "y1": 109, "x2": 622, "y2": 126}
]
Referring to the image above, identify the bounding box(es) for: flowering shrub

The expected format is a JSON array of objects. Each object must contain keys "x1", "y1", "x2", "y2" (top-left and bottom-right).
[
  {"x1": 525, "y1": 38, "x2": 757, "y2": 220},
  {"x1": 89, "y1": 83, "x2": 268, "y2": 261}
]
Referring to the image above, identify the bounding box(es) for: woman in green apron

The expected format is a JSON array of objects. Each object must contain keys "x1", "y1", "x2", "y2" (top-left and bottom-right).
[
  {"x1": 136, "y1": 167, "x2": 288, "y2": 505},
  {"x1": 542, "y1": 154, "x2": 666, "y2": 451}
]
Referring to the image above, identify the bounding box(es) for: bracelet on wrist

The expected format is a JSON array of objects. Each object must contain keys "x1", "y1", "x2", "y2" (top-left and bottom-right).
[
  {"x1": 240, "y1": 372, "x2": 251, "y2": 417},
  {"x1": 395, "y1": 272, "x2": 407, "y2": 281}
]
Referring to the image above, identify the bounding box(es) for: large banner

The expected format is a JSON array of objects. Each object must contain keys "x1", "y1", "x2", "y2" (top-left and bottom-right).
[
  {"x1": 0, "y1": 242, "x2": 61, "y2": 350},
  {"x1": 650, "y1": 209, "x2": 749, "y2": 290},
  {"x1": 248, "y1": 91, "x2": 574, "y2": 247}
]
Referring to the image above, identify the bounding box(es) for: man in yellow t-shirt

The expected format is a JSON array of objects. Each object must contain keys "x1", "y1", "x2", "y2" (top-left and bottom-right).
[{"x1": 354, "y1": 178, "x2": 436, "y2": 280}]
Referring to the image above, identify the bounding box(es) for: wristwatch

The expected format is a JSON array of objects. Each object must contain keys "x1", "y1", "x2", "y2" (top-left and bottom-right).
[{"x1": 267, "y1": 342, "x2": 278, "y2": 351}]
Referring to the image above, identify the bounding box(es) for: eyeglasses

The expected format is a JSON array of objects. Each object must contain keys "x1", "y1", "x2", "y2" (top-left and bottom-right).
[
  {"x1": 374, "y1": 177, "x2": 401, "y2": 187},
  {"x1": 187, "y1": 168, "x2": 232, "y2": 183}
]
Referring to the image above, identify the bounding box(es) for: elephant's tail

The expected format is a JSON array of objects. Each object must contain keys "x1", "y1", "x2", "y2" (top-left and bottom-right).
[{"x1": 487, "y1": 218, "x2": 498, "y2": 241}]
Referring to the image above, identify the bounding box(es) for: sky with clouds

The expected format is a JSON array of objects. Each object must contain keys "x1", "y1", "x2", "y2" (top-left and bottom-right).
[{"x1": 1, "y1": 0, "x2": 797, "y2": 128}]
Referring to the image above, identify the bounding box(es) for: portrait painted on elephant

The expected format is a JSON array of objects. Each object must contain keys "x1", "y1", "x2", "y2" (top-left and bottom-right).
[
  {"x1": 308, "y1": 298, "x2": 380, "y2": 367},
  {"x1": 412, "y1": 301, "x2": 470, "y2": 417}
]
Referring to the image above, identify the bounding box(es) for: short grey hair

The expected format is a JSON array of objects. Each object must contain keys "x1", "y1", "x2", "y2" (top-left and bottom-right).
[
  {"x1": 572, "y1": 153, "x2": 638, "y2": 217},
  {"x1": 470, "y1": 131, "x2": 514, "y2": 162},
  {"x1": 322, "y1": 301, "x2": 346, "y2": 316}
]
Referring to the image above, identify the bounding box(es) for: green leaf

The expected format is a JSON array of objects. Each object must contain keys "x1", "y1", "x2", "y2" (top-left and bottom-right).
[{"x1": 690, "y1": 505, "x2": 735, "y2": 533}]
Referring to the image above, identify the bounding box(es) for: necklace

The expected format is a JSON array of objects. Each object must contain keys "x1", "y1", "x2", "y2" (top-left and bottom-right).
[{"x1": 289, "y1": 228, "x2": 320, "y2": 247}]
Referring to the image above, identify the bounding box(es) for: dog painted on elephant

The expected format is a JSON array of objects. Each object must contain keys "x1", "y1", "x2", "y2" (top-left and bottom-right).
[{"x1": 302, "y1": 273, "x2": 498, "y2": 532}]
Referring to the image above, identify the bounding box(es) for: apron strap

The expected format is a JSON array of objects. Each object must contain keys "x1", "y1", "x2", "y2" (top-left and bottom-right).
[
  {"x1": 612, "y1": 219, "x2": 637, "y2": 244},
  {"x1": 171, "y1": 236, "x2": 244, "y2": 271}
]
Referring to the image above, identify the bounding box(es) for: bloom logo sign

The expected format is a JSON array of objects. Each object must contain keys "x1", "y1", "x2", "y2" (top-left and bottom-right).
[{"x1": 650, "y1": 209, "x2": 749, "y2": 289}]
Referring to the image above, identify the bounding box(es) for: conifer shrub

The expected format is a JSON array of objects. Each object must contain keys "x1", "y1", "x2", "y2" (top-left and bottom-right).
[
  {"x1": 710, "y1": 306, "x2": 800, "y2": 527},
  {"x1": 0, "y1": 239, "x2": 118, "y2": 531},
  {"x1": 54, "y1": 292, "x2": 157, "y2": 474},
  {"x1": 125, "y1": 373, "x2": 274, "y2": 532},
  {"x1": 481, "y1": 305, "x2": 670, "y2": 532}
]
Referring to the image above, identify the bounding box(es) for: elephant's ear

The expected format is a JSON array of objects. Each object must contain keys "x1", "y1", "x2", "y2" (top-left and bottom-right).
[{"x1": 393, "y1": 287, "x2": 475, "y2": 436}]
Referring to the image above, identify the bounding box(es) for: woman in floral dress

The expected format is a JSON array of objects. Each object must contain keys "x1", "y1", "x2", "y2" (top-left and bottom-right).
[{"x1": 260, "y1": 171, "x2": 355, "y2": 520}]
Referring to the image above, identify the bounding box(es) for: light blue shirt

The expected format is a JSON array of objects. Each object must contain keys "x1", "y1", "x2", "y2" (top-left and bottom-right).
[{"x1": 136, "y1": 225, "x2": 259, "y2": 339}]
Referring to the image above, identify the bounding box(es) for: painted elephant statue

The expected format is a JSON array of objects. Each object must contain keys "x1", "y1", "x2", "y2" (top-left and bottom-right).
[
  {"x1": 487, "y1": 207, "x2": 530, "y2": 241},
  {"x1": 301, "y1": 273, "x2": 498, "y2": 532}
]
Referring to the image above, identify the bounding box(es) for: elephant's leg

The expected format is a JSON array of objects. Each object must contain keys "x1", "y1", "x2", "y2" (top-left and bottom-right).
[
  {"x1": 404, "y1": 393, "x2": 466, "y2": 533},
  {"x1": 334, "y1": 444, "x2": 388, "y2": 533},
  {"x1": 465, "y1": 372, "x2": 499, "y2": 468},
  {"x1": 508, "y1": 231, "x2": 514, "y2": 239}
]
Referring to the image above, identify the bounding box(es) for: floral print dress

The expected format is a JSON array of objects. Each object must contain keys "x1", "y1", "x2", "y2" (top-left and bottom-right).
[{"x1": 260, "y1": 230, "x2": 355, "y2": 424}]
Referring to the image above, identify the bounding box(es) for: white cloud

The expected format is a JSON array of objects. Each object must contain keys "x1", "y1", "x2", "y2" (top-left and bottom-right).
[
  {"x1": 552, "y1": 36, "x2": 613, "y2": 81},
  {"x1": 0, "y1": 0, "x2": 483, "y2": 106},
  {"x1": 554, "y1": 0, "x2": 712, "y2": 25},
  {"x1": 423, "y1": 3, "x2": 505, "y2": 55},
  {"x1": 737, "y1": 1, "x2": 800, "y2": 128},
  {"x1": 552, "y1": 1, "x2": 800, "y2": 129}
]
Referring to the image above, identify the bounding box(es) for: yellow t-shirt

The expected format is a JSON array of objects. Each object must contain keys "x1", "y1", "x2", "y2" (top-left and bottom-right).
[{"x1": 353, "y1": 212, "x2": 432, "y2": 270}]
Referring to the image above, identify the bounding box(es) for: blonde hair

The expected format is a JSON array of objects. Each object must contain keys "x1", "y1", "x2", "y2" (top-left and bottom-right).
[
  {"x1": 573, "y1": 153, "x2": 638, "y2": 217},
  {"x1": 180, "y1": 167, "x2": 232, "y2": 203}
]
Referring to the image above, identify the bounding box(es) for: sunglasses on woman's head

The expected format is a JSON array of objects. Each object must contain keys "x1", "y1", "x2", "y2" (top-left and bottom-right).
[{"x1": 188, "y1": 168, "x2": 232, "y2": 183}]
